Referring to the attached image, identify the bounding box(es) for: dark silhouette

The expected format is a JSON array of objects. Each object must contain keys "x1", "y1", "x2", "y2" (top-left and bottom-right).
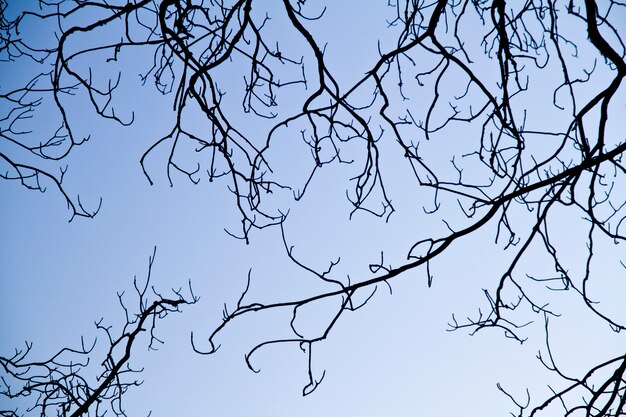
[
  {"x1": 0, "y1": 249, "x2": 197, "y2": 417},
  {"x1": 1, "y1": 0, "x2": 625, "y2": 416}
]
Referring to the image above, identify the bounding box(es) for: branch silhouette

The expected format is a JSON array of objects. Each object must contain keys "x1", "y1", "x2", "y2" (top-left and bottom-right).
[{"x1": 1, "y1": 0, "x2": 625, "y2": 414}]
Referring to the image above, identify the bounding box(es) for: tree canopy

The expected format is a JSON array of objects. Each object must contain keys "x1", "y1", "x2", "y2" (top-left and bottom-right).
[{"x1": 1, "y1": 0, "x2": 625, "y2": 416}]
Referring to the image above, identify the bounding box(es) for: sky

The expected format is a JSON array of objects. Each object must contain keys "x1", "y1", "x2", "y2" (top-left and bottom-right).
[{"x1": 1, "y1": 1, "x2": 625, "y2": 416}]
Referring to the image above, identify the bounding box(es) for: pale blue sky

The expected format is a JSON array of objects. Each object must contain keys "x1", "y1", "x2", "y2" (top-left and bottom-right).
[{"x1": 1, "y1": 1, "x2": 625, "y2": 416}]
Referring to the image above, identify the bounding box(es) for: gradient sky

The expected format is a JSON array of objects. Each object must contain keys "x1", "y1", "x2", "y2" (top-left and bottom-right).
[{"x1": 1, "y1": 1, "x2": 625, "y2": 416}]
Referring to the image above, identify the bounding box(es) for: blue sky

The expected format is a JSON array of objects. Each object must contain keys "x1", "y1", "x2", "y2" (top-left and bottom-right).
[{"x1": 1, "y1": 1, "x2": 625, "y2": 416}]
